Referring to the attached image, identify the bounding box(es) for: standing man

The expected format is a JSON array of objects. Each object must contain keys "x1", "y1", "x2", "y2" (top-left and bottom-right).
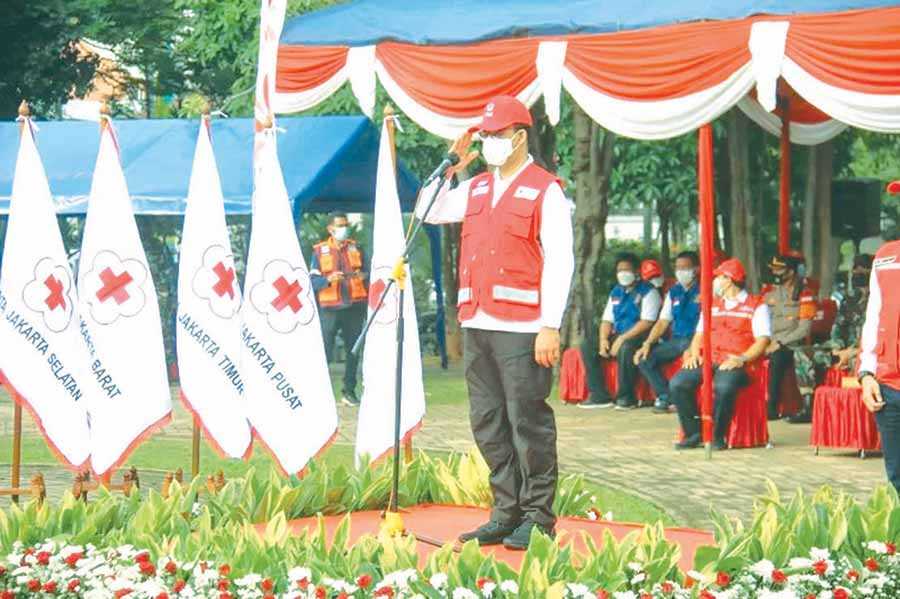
[
  {"x1": 859, "y1": 179, "x2": 900, "y2": 491},
  {"x1": 310, "y1": 212, "x2": 368, "y2": 406},
  {"x1": 762, "y1": 254, "x2": 818, "y2": 420},
  {"x1": 420, "y1": 95, "x2": 574, "y2": 550},
  {"x1": 579, "y1": 253, "x2": 661, "y2": 410},
  {"x1": 634, "y1": 251, "x2": 701, "y2": 413},
  {"x1": 670, "y1": 258, "x2": 771, "y2": 450}
]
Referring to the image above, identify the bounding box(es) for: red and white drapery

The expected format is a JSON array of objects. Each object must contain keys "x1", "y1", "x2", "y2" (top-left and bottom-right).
[{"x1": 273, "y1": 7, "x2": 900, "y2": 142}]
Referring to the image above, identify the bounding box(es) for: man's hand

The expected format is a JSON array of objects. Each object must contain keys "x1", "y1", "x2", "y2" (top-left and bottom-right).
[
  {"x1": 598, "y1": 338, "x2": 611, "y2": 358},
  {"x1": 610, "y1": 337, "x2": 625, "y2": 357},
  {"x1": 766, "y1": 340, "x2": 782, "y2": 355},
  {"x1": 446, "y1": 132, "x2": 480, "y2": 177},
  {"x1": 861, "y1": 375, "x2": 885, "y2": 413},
  {"x1": 534, "y1": 327, "x2": 561, "y2": 368},
  {"x1": 633, "y1": 343, "x2": 651, "y2": 365},
  {"x1": 683, "y1": 351, "x2": 702, "y2": 369},
  {"x1": 327, "y1": 272, "x2": 345, "y2": 283},
  {"x1": 835, "y1": 348, "x2": 853, "y2": 369},
  {"x1": 719, "y1": 355, "x2": 744, "y2": 371}
]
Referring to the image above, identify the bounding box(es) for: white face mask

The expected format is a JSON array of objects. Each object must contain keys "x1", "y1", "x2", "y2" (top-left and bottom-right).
[
  {"x1": 675, "y1": 269, "x2": 695, "y2": 287},
  {"x1": 713, "y1": 277, "x2": 729, "y2": 297},
  {"x1": 617, "y1": 271, "x2": 636, "y2": 287},
  {"x1": 650, "y1": 276, "x2": 664, "y2": 288},
  {"x1": 482, "y1": 134, "x2": 518, "y2": 167},
  {"x1": 332, "y1": 226, "x2": 349, "y2": 241}
]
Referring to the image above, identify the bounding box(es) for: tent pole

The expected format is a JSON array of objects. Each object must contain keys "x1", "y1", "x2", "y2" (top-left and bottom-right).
[
  {"x1": 191, "y1": 421, "x2": 201, "y2": 479},
  {"x1": 778, "y1": 94, "x2": 791, "y2": 255},
  {"x1": 698, "y1": 125, "x2": 716, "y2": 456},
  {"x1": 11, "y1": 401, "x2": 22, "y2": 504}
]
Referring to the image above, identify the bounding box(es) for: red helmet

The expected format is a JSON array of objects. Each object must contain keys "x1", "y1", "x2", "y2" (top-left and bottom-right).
[
  {"x1": 640, "y1": 259, "x2": 663, "y2": 281},
  {"x1": 714, "y1": 258, "x2": 746, "y2": 284}
]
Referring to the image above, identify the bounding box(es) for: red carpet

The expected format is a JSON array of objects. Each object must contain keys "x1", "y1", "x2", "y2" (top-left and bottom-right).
[{"x1": 277, "y1": 504, "x2": 713, "y2": 572}]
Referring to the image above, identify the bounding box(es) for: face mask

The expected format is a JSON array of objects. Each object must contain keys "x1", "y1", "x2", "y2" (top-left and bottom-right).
[
  {"x1": 481, "y1": 134, "x2": 519, "y2": 167},
  {"x1": 852, "y1": 273, "x2": 869, "y2": 288},
  {"x1": 332, "y1": 226, "x2": 349, "y2": 241},
  {"x1": 617, "y1": 271, "x2": 636, "y2": 287},
  {"x1": 650, "y1": 276, "x2": 664, "y2": 288},
  {"x1": 771, "y1": 272, "x2": 786, "y2": 285},
  {"x1": 713, "y1": 278, "x2": 728, "y2": 297},
  {"x1": 675, "y1": 269, "x2": 695, "y2": 287}
]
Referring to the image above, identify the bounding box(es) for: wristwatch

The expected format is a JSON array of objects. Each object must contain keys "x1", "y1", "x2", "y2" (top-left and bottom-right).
[{"x1": 858, "y1": 371, "x2": 876, "y2": 384}]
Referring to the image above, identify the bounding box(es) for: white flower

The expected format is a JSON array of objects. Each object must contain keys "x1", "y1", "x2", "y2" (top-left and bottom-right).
[
  {"x1": 757, "y1": 590, "x2": 801, "y2": 599},
  {"x1": 382, "y1": 568, "x2": 418, "y2": 589},
  {"x1": 789, "y1": 558, "x2": 813, "y2": 569},
  {"x1": 323, "y1": 577, "x2": 357, "y2": 593},
  {"x1": 586, "y1": 511, "x2": 598, "y2": 521},
  {"x1": 482, "y1": 581, "x2": 497, "y2": 597},
  {"x1": 603, "y1": 511, "x2": 614, "y2": 521},
  {"x1": 566, "y1": 583, "x2": 592, "y2": 598},
  {"x1": 453, "y1": 588, "x2": 479, "y2": 599},
  {"x1": 868, "y1": 541, "x2": 889, "y2": 555},
  {"x1": 288, "y1": 567, "x2": 312, "y2": 582},
  {"x1": 612, "y1": 592, "x2": 637, "y2": 599},
  {"x1": 751, "y1": 559, "x2": 776, "y2": 579},
  {"x1": 500, "y1": 580, "x2": 519, "y2": 594},
  {"x1": 236, "y1": 573, "x2": 264, "y2": 587},
  {"x1": 630, "y1": 572, "x2": 646, "y2": 585},
  {"x1": 811, "y1": 547, "x2": 831, "y2": 561},
  {"x1": 430, "y1": 573, "x2": 449, "y2": 590},
  {"x1": 687, "y1": 570, "x2": 705, "y2": 582}
]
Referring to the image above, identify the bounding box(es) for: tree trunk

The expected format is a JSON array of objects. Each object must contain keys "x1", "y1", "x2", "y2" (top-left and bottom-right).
[
  {"x1": 442, "y1": 222, "x2": 463, "y2": 361},
  {"x1": 815, "y1": 140, "x2": 835, "y2": 296},
  {"x1": 726, "y1": 110, "x2": 759, "y2": 291},
  {"x1": 561, "y1": 105, "x2": 615, "y2": 349},
  {"x1": 527, "y1": 98, "x2": 558, "y2": 171},
  {"x1": 802, "y1": 146, "x2": 818, "y2": 278},
  {"x1": 658, "y1": 207, "x2": 671, "y2": 272}
]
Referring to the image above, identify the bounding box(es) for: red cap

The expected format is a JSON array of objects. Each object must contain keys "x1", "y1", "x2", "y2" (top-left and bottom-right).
[
  {"x1": 640, "y1": 259, "x2": 663, "y2": 280},
  {"x1": 468, "y1": 95, "x2": 533, "y2": 134},
  {"x1": 888, "y1": 181, "x2": 900, "y2": 195},
  {"x1": 714, "y1": 258, "x2": 746, "y2": 283}
]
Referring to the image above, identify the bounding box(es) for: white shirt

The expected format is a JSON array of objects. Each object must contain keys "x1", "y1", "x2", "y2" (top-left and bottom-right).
[
  {"x1": 859, "y1": 265, "x2": 883, "y2": 374},
  {"x1": 600, "y1": 286, "x2": 662, "y2": 324},
  {"x1": 418, "y1": 156, "x2": 574, "y2": 333},
  {"x1": 696, "y1": 289, "x2": 772, "y2": 338}
]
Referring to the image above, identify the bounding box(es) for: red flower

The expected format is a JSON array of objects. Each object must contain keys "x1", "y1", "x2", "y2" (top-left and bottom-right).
[
  {"x1": 357, "y1": 574, "x2": 373, "y2": 589},
  {"x1": 68, "y1": 580, "x2": 80, "y2": 592},
  {"x1": 156, "y1": 594, "x2": 169, "y2": 599},
  {"x1": 219, "y1": 594, "x2": 232, "y2": 599},
  {"x1": 297, "y1": 578, "x2": 310, "y2": 590},
  {"x1": 173, "y1": 580, "x2": 186, "y2": 594},
  {"x1": 595, "y1": 590, "x2": 610, "y2": 599},
  {"x1": 165, "y1": 561, "x2": 178, "y2": 575},
  {"x1": 135, "y1": 552, "x2": 151, "y2": 564},
  {"x1": 699, "y1": 591, "x2": 716, "y2": 599},
  {"x1": 813, "y1": 560, "x2": 828, "y2": 576},
  {"x1": 217, "y1": 578, "x2": 230, "y2": 591},
  {"x1": 833, "y1": 588, "x2": 849, "y2": 599},
  {"x1": 42, "y1": 581, "x2": 57, "y2": 593},
  {"x1": 0, "y1": 566, "x2": 5, "y2": 576},
  {"x1": 847, "y1": 569, "x2": 860, "y2": 581},
  {"x1": 261, "y1": 578, "x2": 274, "y2": 593},
  {"x1": 315, "y1": 586, "x2": 327, "y2": 599},
  {"x1": 64, "y1": 553, "x2": 82, "y2": 568},
  {"x1": 374, "y1": 588, "x2": 395, "y2": 598},
  {"x1": 114, "y1": 590, "x2": 133, "y2": 598},
  {"x1": 886, "y1": 542, "x2": 896, "y2": 555},
  {"x1": 36, "y1": 551, "x2": 51, "y2": 566},
  {"x1": 264, "y1": 596, "x2": 276, "y2": 599},
  {"x1": 140, "y1": 562, "x2": 157, "y2": 577},
  {"x1": 337, "y1": 594, "x2": 349, "y2": 599},
  {"x1": 772, "y1": 569, "x2": 787, "y2": 584},
  {"x1": 866, "y1": 557, "x2": 879, "y2": 572},
  {"x1": 218, "y1": 564, "x2": 231, "y2": 577},
  {"x1": 661, "y1": 581, "x2": 674, "y2": 594},
  {"x1": 477, "y1": 577, "x2": 493, "y2": 590},
  {"x1": 806, "y1": 595, "x2": 816, "y2": 599},
  {"x1": 716, "y1": 571, "x2": 730, "y2": 587},
  {"x1": 27, "y1": 580, "x2": 40, "y2": 593},
  {"x1": 0, "y1": 591, "x2": 14, "y2": 599},
  {"x1": 640, "y1": 593, "x2": 652, "y2": 599}
]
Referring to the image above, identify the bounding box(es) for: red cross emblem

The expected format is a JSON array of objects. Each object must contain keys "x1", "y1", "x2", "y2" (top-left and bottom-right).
[
  {"x1": 96, "y1": 267, "x2": 133, "y2": 305},
  {"x1": 212, "y1": 261, "x2": 236, "y2": 299},
  {"x1": 271, "y1": 276, "x2": 302, "y2": 313},
  {"x1": 44, "y1": 275, "x2": 66, "y2": 311}
]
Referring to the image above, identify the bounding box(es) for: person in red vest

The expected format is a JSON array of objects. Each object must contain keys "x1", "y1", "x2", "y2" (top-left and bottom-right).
[
  {"x1": 419, "y1": 95, "x2": 574, "y2": 550},
  {"x1": 669, "y1": 258, "x2": 772, "y2": 450},
  {"x1": 859, "y1": 179, "x2": 900, "y2": 490},
  {"x1": 310, "y1": 212, "x2": 368, "y2": 406}
]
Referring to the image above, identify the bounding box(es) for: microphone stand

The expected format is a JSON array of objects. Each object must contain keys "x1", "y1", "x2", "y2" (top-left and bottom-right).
[{"x1": 350, "y1": 168, "x2": 454, "y2": 537}]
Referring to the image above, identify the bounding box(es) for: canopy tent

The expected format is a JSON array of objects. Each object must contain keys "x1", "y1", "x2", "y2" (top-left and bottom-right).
[
  {"x1": 267, "y1": 0, "x2": 900, "y2": 445},
  {"x1": 0, "y1": 115, "x2": 421, "y2": 216}
]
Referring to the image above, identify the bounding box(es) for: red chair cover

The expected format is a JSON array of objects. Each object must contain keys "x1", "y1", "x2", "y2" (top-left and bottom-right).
[
  {"x1": 810, "y1": 386, "x2": 881, "y2": 451},
  {"x1": 811, "y1": 298, "x2": 838, "y2": 343},
  {"x1": 824, "y1": 365, "x2": 847, "y2": 388},
  {"x1": 559, "y1": 347, "x2": 589, "y2": 404},
  {"x1": 601, "y1": 360, "x2": 656, "y2": 405}
]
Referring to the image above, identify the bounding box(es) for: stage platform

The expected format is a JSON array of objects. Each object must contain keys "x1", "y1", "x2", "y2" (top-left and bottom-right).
[{"x1": 275, "y1": 504, "x2": 713, "y2": 572}]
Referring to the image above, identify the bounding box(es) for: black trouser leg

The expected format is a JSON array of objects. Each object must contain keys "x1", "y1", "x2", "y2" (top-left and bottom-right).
[
  {"x1": 767, "y1": 347, "x2": 794, "y2": 417},
  {"x1": 638, "y1": 337, "x2": 691, "y2": 399},
  {"x1": 614, "y1": 337, "x2": 645, "y2": 404},
  {"x1": 339, "y1": 303, "x2": 365, "y2": 393},
  {"x1": 464, "y1": 329, "x2": 522, "y2": 526},
  {"x1": 320, "y1": 309, "x2": 340, "y2": 363},
  {"x1": 712, "y1": 367, "x2": 750, "y2": 441},
  {"x1": 670, "y1": 367, "x2": 703, "y2": 438},
  {"x1": 580, "y1": 335, "x2": 611, "y2": 402},
  {"x1": 875, "y1": 385, "x2": 900, "y2": 492}
]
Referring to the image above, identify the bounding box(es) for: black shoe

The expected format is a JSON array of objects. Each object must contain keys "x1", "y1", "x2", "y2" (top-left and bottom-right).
[
  {"x1": 458, "y1": 520, "x2": 518, "y2": 546},
  {"x1": 615, "y1": 399, "x2": 638, "y2": 410},
  {"x1": 579, "y1": 395, "x2": 613, "y2": 409},
  {"x1": 652, "y1": 395, "x2": 670, "y2": 414},
  {"x1": 502, "y1": 520, "x2": 555, "y2": 551},
  {"x1": 713, "y1": 438, "x2": 728, "y2": 451},
  {"x1": 675, "y1": 434, "x2": 701, "y2": 450},
  {"x1": 787, "y1": 411, "x2": 812, "y2": 424},
  {"x1": 341, "y1": 390, "x2": 360, "y2": 407},
  {"x1": 767, "y1": 411, "x2": 781, "y2": 421}
]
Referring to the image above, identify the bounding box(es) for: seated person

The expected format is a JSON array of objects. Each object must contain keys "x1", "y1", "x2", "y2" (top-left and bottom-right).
[
  {"x1": 670, "y1": 258, "x2": 771, "y2": 450},
  {"x1": 641, "y1": 258, "x2": 666, "y2": 292},
  {"x1": 579, "y1": 252, "x2": 661, "y2": 410},
  {"x1": 634, "y1": 251, "x2": 701, "y2": 413},
  {"x1": 762, "y1": 253, "x2": 817, "y2": 421}
]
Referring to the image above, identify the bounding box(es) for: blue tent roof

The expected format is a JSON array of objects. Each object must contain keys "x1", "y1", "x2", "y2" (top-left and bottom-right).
[
  {"x1": 0, "y1": 116, "x2": 420, "y2": 216},
  {"x1": 281, "y1": 0, "x2": 895, "y2": 46}
]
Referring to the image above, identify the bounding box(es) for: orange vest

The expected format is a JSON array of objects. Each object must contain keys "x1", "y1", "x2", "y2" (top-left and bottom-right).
[
  {"x1": 457, "y1": 163, "x2": 558, "y2": 322},
  {"x1": 313, "y1": 238, "x2": 368, "y2": 307},
  {"x1": 708, "y1": 292, "x2": 764, "y2": 364},
  {"x1": 872, "y1": 241, "x2": 900, "y2": 390}
]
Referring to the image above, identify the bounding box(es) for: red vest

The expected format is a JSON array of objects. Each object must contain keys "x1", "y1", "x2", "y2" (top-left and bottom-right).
[
  {"x1": 313, "y1": 238, "x2": 367, "y2": 307},
  {"x1": 708, "y1": 292, "x2": 765, "y2": 364},
  {"x1": 457, "y1": 163, "x2": 559, "y2": 322},
  {"x1": 872, "y1": 241, "x2": 900, "y2": 390}
]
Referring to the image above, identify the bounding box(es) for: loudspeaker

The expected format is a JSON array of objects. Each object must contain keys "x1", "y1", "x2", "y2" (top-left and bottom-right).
[{"x1": 831, "y1": 178, "x2": 882, "y2": 240}]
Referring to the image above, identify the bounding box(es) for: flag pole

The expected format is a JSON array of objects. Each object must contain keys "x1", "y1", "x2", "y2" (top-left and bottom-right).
[{"x1": 97, "y1": 102, "x2": 113, "y2": 488}]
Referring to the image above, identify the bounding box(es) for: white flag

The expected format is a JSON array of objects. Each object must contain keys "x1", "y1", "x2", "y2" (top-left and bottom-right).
[
  {"x1": 355, "y1": 121, "x2": 426, "y2": 464},
  {"x1": 0, "y1": 119, "x2": 93, "y2": 468},
  {"x1": 239, "y1": 130, "x2": 338, "y2": 475},
  {"x1": 77, "y1": 122, "x2": 171, "y2": 476},
  {"x1": 176, "y1": 119, "x2": 251, "y2": 459}
]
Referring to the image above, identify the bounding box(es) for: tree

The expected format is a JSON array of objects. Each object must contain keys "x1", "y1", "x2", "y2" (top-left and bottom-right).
[{"x1": 726, "y1": 109, "x2": 760, "y2": 291}]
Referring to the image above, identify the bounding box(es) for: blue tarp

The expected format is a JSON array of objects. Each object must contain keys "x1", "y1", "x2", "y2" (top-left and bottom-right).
[
  {"x1": 0, "y1": 116, "x2": 420, "y2": 216},
  {"x1": 280, "y1": 0, "x2": 895, "y2": 46}
]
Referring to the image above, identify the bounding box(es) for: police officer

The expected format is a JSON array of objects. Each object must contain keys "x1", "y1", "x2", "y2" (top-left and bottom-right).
[
  {"x1": 310, "y1": 212, "x2": 368, "y2": 406},
  {"x1": 762, "y1": 254, "x2": 817, "y2": 420},
  {"x1": 419, "y1": 96, "x2": 574, "y2": 549},
  {"x1": 670, "y1": 258, "x2": 771, "y2": 450},
  {"x1": 634, "y1": 251, "x2": 701, "y2": 413},
  {"x1": 859, "y1": 180, "x2": 900, "y2": 491}
]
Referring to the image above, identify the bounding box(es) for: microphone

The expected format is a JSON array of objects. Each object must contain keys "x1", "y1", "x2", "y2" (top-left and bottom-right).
[{"x1": 422, "y1": 152, "x2": 460, "y2": 186}]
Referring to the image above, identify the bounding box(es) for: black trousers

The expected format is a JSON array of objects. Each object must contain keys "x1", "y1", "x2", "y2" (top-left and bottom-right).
[
  {"x1": 669, "y1": 365, "x2": 749, "y2": 441},
  {"x1": 767, "y1": 346, "x2": 794, "y2": 417},
  {"x1": 593, "y1": 336, "x2": 646, "y2": 403},
  {"x1": 875, "y1": 384, "x2": 900, "y2": 492},
  {"x1": 464, "y1": 329, "x2": 556, "y2": 528},
  {"x1": 321, "y1": 302, "x2": 366, "y2": 393},
  {"x1": 637, "y1": 336, "x2": 692, "y2": 399}
]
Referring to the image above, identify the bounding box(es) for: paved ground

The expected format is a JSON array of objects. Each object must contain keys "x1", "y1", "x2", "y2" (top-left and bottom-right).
[{"x1": 0, "y1": 367, "x2": 888, "y2": 528}]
